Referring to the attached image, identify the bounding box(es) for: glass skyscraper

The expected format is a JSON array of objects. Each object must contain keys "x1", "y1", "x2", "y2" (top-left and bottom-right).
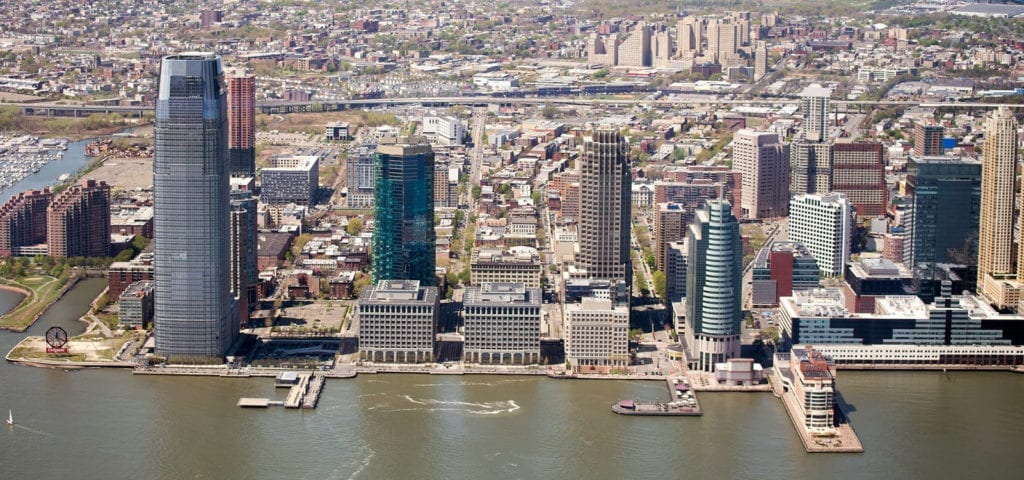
[
  {"x1": 371, "y1": 137, "x2": 436, "y2": 285},
  {"x1": 153, "y1": 53, "x2": 237, "y2": 358},
  {"x1": 908, "y1": 157, "x2": 981, "y2": 267}
]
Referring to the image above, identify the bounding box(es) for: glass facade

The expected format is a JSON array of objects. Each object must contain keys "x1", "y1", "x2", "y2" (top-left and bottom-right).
[
  {"x1": 909, "y1": 158, "x2": 981, "y2": 266},
  {"x1": 153, "y1": 54, "x2": 237, "y2": 358},
  {"x1": 371, "y1": 140, "x2": 436, "y2": 285}
]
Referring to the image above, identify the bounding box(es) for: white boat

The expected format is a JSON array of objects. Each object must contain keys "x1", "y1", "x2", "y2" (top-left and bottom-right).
[{"x1": 6, "y1": 410, "x2": 12, "y2": 425}]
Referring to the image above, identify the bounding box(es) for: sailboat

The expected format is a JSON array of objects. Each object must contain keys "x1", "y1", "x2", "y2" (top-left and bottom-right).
[{"x1": 6, "y1": 409, "x2": 12, "y2": 425}]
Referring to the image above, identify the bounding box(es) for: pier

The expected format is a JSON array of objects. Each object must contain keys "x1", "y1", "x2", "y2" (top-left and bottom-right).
[
  {"x1": 236, "y1": 371, "x2": 326, "y2": 410},
  {"x1": 610, "y1": 377, "x2": 702, "y2": 416}
]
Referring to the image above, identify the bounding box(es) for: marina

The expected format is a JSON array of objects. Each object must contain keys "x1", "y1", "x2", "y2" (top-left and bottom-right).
[{"x1": 0, "y1": 135, "x2": 68, "y2": 194}]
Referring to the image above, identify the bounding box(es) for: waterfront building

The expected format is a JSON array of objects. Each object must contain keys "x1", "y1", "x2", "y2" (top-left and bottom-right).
[
  {"x1": 577, "y1": 127, "x2": 631, "y2": 286},
  {"x1": 230, "y1": 190, "x2": 258, "y2": 321},
  {"x1": 260, "y1": 155, "x2": 319, "y2": 207},
  {"x1": 751, "y1": 241, "x2": 820, "y2": 307},
  {"x1": 832, "y1": 141, "x2": 886, "y2": 217},
  {"x1": 463, "y1": 282, "x2": 542, "y2": 365},
  {"x1": 773, "y1": 347, "x2": 837, "y2": 433},
  {"x1": 788, "y1": 193, "x2": 854, "y2": 277},
  {"x1": 913, "y1": 123, "x2": 944, "y2": 157},
  {"x1": 118, "y1": 280, "x2": 154, "y2": 328},
  {"x1": 0, "y1": 188, "x2": 51, "y2": 257},
  {"x1": 226, "y1": 68, "x2": 255, "y2": 177},
  {"x1": 470, "y1": 247, "x2": 542, "y2": 288},
  {"x1": 46, "y1": 179, "x2": 110, "y2": 258},
  {"x1": 153, "y1": 53, "x2": 237, "y2": 358},
  {"x1": 654, "y1": 203, "x2": 686, "y2": 272},
  {"x1": 684, "y1": 200, "x2": 743, "y2": 372},
  {"x1": 346, "y1": 144, "x2": 376, "y2": 209},
  {"x1": 977, "y1": 107, "x2": 1023, "y2": 309},
  {"x1": 908, "y1": 156, "x2": 981, "y2": 267},
  {"x1": 564, "y1": 297, "x2": 629, "y2": 370},
  {"x1": 356, "y1": 279, "x2": 438, "y2": 363},
  {"x1": 733, "y1": 129, "x2": 789, "y2": 219},
  {"x1": 372, "y1": 137, "x2": 436, "y2": 285}
]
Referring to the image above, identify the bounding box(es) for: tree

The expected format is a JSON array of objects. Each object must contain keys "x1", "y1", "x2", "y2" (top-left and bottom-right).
[
  {"x1": 652, "y1": 271, "x2": 667, "y2": 303},
  {"x1": 542, "y1": 104, "x2": 558, "y2": 119},
  {"x1": 346, "y1": 218, "x2": 363, "y2": 236}
]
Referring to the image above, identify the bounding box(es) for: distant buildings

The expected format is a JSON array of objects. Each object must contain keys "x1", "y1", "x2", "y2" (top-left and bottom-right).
[
  {"x1": 791, "y1": 85, "x2": 833, "y2": 197},
  {"x1": 260, "y1": 155, "x2": 319, "y2": 207},
  {"x1": 46, "y1": 180, "x2": 110, "y2": 258},
  {"x1": 357, "y1": 279, "x2": 438, "y2": 363},
  {"x1": 977, "y1": 107, "x2": 1022, "y2": 309},
  {"x1": 463, "y1": 282, "x2": 542, "y2": 365},
  {"x1": 733, "y1": 129, "x2": 788, "y2": 219},
  {"x1": 788, "y1": 193, "x2": 854, "y2": 277},
  {"x1": 325, "y1": 121, "x2": 352, "y2": 141},
  {"x1": 372, "y1": 137, "x2": 436, "y2": 285},
  {"x1": 153, "y1": 53, "x2": 237, "y2": 358},
  {"x1": 577, "y1": 127, "x2": 631, "y2": 288},
  {"x1": 684, "y1": 200, "x2": 742, "y2": 372},
  {"x1": 422, "y1": 116, "x2": 466, "y2": 146},
  {"x1": 913, "y1": 123, "x2": 944, "y2": 157},
  {"x1": 346, "y1": 145, "x2": 376, "y2": 208},
  {"x1": 564, "y1": 297, "x2": 629, "y2": 369},
  {"x1": 800, "y1": 84, "x2": 831, "y2": 143},
  {"x1": 226, "y1": 68, "x2": 256, "y2": 177}
]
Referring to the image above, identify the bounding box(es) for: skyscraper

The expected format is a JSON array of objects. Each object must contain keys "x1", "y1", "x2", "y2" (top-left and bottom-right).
[
  {"x1": 908, "y1": 157, "x2": 981, "y2": 267},
  {"x1": 832, "y1": 141, "x2": 886, "y2": 217},
  {"x1": 913, "y1": 123, "x2": 944, "y2": 157},
  {"x1": 685, "y1": 200, "x2": 742, "y2": 372},
  {"x1": 800, "y1": 84, "x2": 831, "y2": 143},
  {"x1": 372, "y1": 136, "x2": 436, "y2": 285},
  {"x1": 578, "y1": 127, "x2": 631, "y2": 287},
  {"x1": 789, "y1": 193, "x2": 854, "y2": 277},
  {"x1": 153, "y1": 53, "x2": 237, "y2": 358},
  {"x1": 230, "y1": 190, "x2": 258, "y2": 325},
  {"x1": 46, "y1": 179, "x2": 110, "y2": 258},
  {"x1": 226, "y1": 68, "x2": 255, "y2": 177},
  {"x1": 654, "y1": 202, "x2": 686, "y2": 272},
  {"x1": 978, "y1": 107, "x2": 1022, "y2": 308},
  {"x1": 733, "y1": 129, "x2": 789, "y2": 219}
]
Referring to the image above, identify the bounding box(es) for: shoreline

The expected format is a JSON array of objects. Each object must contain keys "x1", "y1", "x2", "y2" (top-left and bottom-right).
[{"x1": 0, "y1": 274, "x2": 82, "y2": 333}]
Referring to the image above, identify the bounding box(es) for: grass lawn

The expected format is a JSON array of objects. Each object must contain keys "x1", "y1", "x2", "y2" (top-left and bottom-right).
[{"x1": 0, "y1": 275, "x2": 68, "y2": 331}]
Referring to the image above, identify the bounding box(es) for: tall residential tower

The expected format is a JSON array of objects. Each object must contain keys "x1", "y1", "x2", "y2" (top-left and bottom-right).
[
  {"x1": 371, "y1": 137, "x2": 436, "y2": 285},
  {"x1": 978, "y1": 107, "x2": 1023, "y2": 308},
  {"x1": 577, "y1": 127, "x2": 631, "y2": 289},
  {"x1": 226, "y1": 69, "x2": 256, "y2": 177}
]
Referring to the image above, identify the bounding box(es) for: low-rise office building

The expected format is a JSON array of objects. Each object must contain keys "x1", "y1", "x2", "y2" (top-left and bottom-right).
[
  {"x1": 463, "y1": 282, "x2": 542, "y2": 365},
  {"x1": 470, "y1": 247, "x2": 542, "y2": 288},
  {"x1": 773, "y1": 347, "x2": 837, "y2": 433},
  {"x1": 357, "y1": 279, "x2": 438, "y2": 363},
  {"x1": 564, "y1": 297, "x2": 629, "y2": 370},
  {"x1": 260, "y1": 155, "x2": 319, "y2": 207}
]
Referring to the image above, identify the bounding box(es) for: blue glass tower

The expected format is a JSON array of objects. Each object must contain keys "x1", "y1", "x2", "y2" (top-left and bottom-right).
[
  {"x1": 153, "y1": 53, "x2": 237, "y2": 358},
  {"x1": 371, "y1": 137, "x2": 436, "y2": 285}
]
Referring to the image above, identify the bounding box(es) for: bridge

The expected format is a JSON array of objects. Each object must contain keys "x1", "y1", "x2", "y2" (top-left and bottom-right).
[{"x1": 6, "y1": 96, "x2": 1024, "y2": 118}]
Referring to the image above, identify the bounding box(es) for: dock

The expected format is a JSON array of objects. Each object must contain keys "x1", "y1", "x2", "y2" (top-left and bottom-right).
[
  {"x1": 237, "y1": 398, "x2": 284, "y2": 408},
  {"x1": 610, "y1": 377, "x2": 702, "y2": 416},
  {"x1": 302, "y1": 374, "x2": 325, "y2": 409},
  {"x1": 238, "y1": 371, "x2": 327, "y2": 410}
]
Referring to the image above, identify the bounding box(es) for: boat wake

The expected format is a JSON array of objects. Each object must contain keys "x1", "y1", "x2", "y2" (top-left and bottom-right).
[
  {"x1": 324, "y1": 442, "x2": 375, "y2": 480},
  {"x1": 10, "y1": 423, "x2": 57, "y2": 438},
  {"x1": 412, "y1": 378, "x2": 534, "y2": 387},
  {"x1": 390, "y1": 395, "x2": 521, "y2": 415}
]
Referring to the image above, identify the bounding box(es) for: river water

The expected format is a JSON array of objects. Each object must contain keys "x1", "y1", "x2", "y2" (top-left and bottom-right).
[
  {"x1": 1, "y1": 281, "x2": 1023, "y2": 479},
  {"x1": 0, "y1": 137, "x2": 96, "y2": 205}
]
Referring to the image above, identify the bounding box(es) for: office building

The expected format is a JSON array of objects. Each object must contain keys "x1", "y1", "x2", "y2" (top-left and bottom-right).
[
  {"x1": 913, "y1": 123, "x2": 944, "y2": 157},
  {"x1": 564, "y1": 297, "x2": 629, "y2": 369},
  {"x1": 832, "y1": 141, "x2": 886, "y2": 217},
  {"x1": 908, "y1": 156, "x2": 981, "y2": 267},
  {"x1": 357, "y1": 279, "x2": 438, "y2": 363},
  {"x1": 118, "y1": 280, "x2": 154, "y2": 328},
  {"x1": 789, "y1": 141, "x2": 832, "y2": 196},
  {"x1": 153, "y1": 53, "x2": 237, "y2": 358},
  {"x1": 773, "y1": 347, "x2": 837, "y2": 433},
  {"x1": 665, "y1": 240, "x2": 688, "y2": 304},
  {"x1": 260, "y1": 155, "x2": 319, "y2": 207},
  {"x1": 372, "y1": 137, "x2": 436, "y2": 285},
  {"x1": 463, "y1": 282, "x2": 542, "y2": 365},
  {"x1": 684, "y1": 200, "x2": 743, "y2": 372},
  {"x1": 789, "y1": 193, "x2": 854, "y2": 277},
  {"x1": 751, "y1": 241, "x2": 820, "y2": 307},
  {"x1": 0, "y1": 189, "x2": 51, "y2": 257},
  {"x1": 325, "y1": 121, "x2": 352, "y2": 141},
  {"x1": 226, "y1": 69, "x2": 255, "y2": 177},
  {"x1": 46, "y1": 179, "x2": 110, "y2": 258},
  {"x1": 800, "y1": 84, "x2": 831, "y2": 142},
  {"x1": 578, "y1": 127, "x2": 631, "y2": 285},
  {"x1": 654, "y1": 203, "x2": 687, "y2": 272},
  {"x1": 423, "y1": 116, "x2": 466, "y2": 146},
  {"x1": 230, "y1": 190, "x2": 258, "y2": 321},
  {"x1": 347, "y1": 144, "x2": 376, "y2": 208},
  {"x1": 842, "y1": 257, "x2": 914, "y2": 313},
  {"x1": 978, "y1": 107, "x2": 1023, "y2": 308},
  {"x1": 733, "y1": 129, "x2": 789, "y2": 219},
  {"x1": 470, "y1": 247, "x2": 542, "y2": 288}
]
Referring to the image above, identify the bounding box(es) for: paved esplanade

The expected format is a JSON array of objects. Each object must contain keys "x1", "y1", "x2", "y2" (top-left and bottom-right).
[{"x1": 153, "y1": 53, "x2": 238, "y2": 357}]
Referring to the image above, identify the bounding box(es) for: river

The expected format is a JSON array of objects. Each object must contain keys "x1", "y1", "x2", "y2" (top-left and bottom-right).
[
  {"x1": 0, "y1": 137, "x2": 97, "y2": 205},
  {"x1": 1, "y1": 281, "x2": 1023, "y2": 479}
]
